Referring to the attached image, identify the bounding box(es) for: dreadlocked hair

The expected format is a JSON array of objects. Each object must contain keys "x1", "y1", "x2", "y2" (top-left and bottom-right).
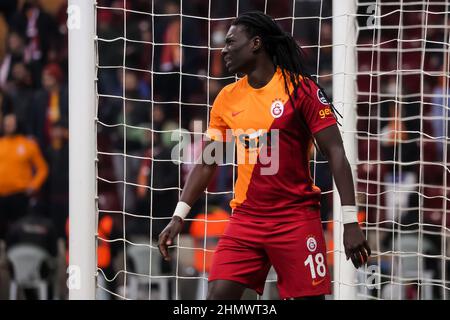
[{"x1": 232, "y1": 11, "x2": 341, "y2": 152}]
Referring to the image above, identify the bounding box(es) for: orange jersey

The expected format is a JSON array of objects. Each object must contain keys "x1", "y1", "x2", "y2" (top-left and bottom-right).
[
  {"x1": 0, "y1": 135, "x2": 48, "y2": 196},
  {"x1": 207, "y1": 68, "x2": 336, "y2": 221}
]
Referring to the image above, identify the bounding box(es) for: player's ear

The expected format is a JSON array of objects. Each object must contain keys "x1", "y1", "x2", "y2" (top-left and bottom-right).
[{"x1": 251, "y1": 36, "x2": 262, "y2": 52}]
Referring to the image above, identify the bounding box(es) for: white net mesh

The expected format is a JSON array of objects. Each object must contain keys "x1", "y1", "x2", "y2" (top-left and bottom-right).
[
  {"x1": 92, "y1": 0, "x2": 450, "y2": 300},
  {"x1": 355, "y1": 0, "x2": 450, "y2": 300}
]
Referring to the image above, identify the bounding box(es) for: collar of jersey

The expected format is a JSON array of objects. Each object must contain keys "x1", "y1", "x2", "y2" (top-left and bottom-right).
[{"x1": 243, "y1": 67, "x2": 282, "y2": 93}]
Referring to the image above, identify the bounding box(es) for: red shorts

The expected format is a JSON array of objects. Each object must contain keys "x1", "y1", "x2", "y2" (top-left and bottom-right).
[{"x1": 208, "y1": 214, "x2": 331, "y2": 299}]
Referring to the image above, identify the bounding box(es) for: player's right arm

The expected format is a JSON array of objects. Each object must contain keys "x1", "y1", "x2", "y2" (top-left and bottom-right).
[
  {"x1": 158, "y1": 140, "x2": 225, "y2": 261},
  {"x1": 159, "y1": 88, "x2": 230, "y2": 261}
]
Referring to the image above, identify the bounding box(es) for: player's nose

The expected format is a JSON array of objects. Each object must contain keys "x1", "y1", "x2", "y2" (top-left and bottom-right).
[{"x1": 221, "y1": 45, "x2": 228, "y2": 56}]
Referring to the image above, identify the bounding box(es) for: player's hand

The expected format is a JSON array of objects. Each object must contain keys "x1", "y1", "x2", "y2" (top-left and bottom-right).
[
  {"x1": 343, "y1": 222, "x2": 371, "y2": 269},
  {"x1": 158, "y1": 216, "x2": 183, "y2": 261}
]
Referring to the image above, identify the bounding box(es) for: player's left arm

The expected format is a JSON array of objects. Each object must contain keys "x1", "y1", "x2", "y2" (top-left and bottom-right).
[{"x1": 314, "y1": 125, "x2": 371, "y2": 269}]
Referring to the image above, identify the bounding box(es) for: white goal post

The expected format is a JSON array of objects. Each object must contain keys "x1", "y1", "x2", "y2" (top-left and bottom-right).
[
  {"x1": 332, "y1": 0, "x2": 358, "y2": 300},
  {"x1": 68, "y1": 0, "x2": 97, "y2": 300}
]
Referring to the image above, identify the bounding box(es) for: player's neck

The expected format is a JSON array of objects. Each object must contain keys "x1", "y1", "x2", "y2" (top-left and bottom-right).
[{"x1": 246, "y1": 62, "x2": 276, "y2": 89}]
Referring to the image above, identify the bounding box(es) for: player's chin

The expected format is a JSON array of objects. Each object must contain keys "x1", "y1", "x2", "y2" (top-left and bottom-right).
[
  {"x1": 225, "y1": 62, "x2": 241, "y2": 74},
  {"x1": 226, "y1": 64, "x2": 237, "y2": 74}
]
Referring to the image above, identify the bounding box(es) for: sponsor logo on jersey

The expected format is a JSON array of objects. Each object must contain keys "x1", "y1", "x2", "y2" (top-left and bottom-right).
[
  {"x1": 237, "y1": 129, "x2": 271, "y2": 150},
  {"x1": 319, "y1": 107, "x2": 332, "y2": 119}
]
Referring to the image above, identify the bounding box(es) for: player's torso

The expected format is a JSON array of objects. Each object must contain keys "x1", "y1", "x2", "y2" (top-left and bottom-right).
[
  {"x1": 218, "y1": 72, "x2": 320, "y2": 219},
  {"x1": 220, "y1": 73, "x2": 296, "y2": 184}
]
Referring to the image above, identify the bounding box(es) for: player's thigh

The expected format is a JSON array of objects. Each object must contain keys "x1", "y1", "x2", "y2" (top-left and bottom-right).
[
  {"x1": 207, "y1": 279, "x2": 247, "y2": 300},
  {"x1": 266, "y1": 218, "x2": 331, "y2": 299},
  {"x1": 208, "y1": 219, "x2": 271, "y2": 297}
]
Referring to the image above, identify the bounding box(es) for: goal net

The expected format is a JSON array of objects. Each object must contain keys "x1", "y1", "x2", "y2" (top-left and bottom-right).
[
  {"x1": 355, "y1": 0, "x2": 449, "y2": 299},
  {"x1": 71, "y1": 0, "x2": 450, "y2": 300}
]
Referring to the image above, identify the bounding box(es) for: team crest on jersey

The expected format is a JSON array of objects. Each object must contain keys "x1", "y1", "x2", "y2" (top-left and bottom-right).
[
  {"x1": 306, "y1": 236, "x2": 318, "y2": 252},
  {"x1": 317, "y1": 89, "x2": 329, "y2": 105},
  {"x1": 270, "y1": 99, "x2": 284, "y2": 118}
]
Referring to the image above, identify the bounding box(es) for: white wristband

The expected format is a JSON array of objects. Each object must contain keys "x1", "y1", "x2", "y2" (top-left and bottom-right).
[
  {"x1": 342, "y1": 205, "x2": 358, "y2": 224},
  {"x1": 173, "y1": 201, "x2": 191, "y2": 221}
]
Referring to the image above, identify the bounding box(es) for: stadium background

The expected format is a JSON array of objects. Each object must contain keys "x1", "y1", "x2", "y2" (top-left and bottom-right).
[{"x1": 0, "y1": 0, "x2": 449, "y2": 300}]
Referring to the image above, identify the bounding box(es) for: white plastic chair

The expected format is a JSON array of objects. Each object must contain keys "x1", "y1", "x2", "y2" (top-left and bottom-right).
[
  {"x1": 7, "y1": 244, "x2": 51, "y2": 300},
  {"x1": 126, "y1": 239, "x2": 170, "y2": 300}
]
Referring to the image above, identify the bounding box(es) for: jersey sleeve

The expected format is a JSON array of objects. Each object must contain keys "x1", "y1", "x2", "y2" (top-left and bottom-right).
[
  {"x1": 206, "y1": 89, "x2": 231, "y2": 142},
  {"x1": 296, "y1": 80, "x2": 337, "y2": 134}
]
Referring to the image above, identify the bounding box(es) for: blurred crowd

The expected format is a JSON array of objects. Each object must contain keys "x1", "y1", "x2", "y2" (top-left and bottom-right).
[
  {"x1": 0, "y1": 0, "x2": 448, "y2": 300},
  {"x1": 0, "y1": 0, "x2": 68, "y2": 300},
  {"x1": 356, "y1": 0, "x2": 450, "y2": 299}
]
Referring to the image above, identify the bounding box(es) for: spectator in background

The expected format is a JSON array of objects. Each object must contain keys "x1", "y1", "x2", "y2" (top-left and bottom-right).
[
  {"x1": 31, "y1": 62, "x2": 67, "y2": 150},
  {"x1": 96, "y1": 5, "x2": 128, "y2": 99},
  {"x1": 159, "y1": 1, "x2": 180, "y2": 73},
  {"x1": 154, "y1": 1, "x2": 181, "y2": 102},
  {"x1": 135, "y1": 130, "x2": 178, "y2": 239},
  {"x1": 380, "y1": 102, "x2": 418, "y2": 223},
  {"x1": 430, "y1": 75, "x2": 450, "y2": 161},
  {"x1": 152, "y1": 104, "x2": 167, "y2": 132},
  {"x1": 9, "y1": 0, "x2": 60, "y2": 86},
  {"x1": 0, "y1": 31, "x2": 34, "y2": 133},
  {"x1": 317, "y1": 21, "x2": 332, "y2": 72},
  {"x1": 109, "y1": 70, "x2": 150, "y2": 214},
  {"x1": 0, "y1": 88, "x2": 13, "y2": 129},
  {"x1": 44, "y1": 119, "x2": 68, "y2": 239},
  {"x1": 109, "y1": 70, "x2": 150, "y2": 149},
  {"x1": 210, "y1": 23, "x2": 227, "y2": 78},
  {"x1": 7, "y1": 62, "x2": 34, "y2": 133},
  {"x1": 0, "y1": 31, "x2": 27, "y2": 89},
  {"x1": 0, "y1": 112, "x2": 48, "y2": 239},
  {"x1": 181, "y1": 118, "x2": 205, "y2": 183}
]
